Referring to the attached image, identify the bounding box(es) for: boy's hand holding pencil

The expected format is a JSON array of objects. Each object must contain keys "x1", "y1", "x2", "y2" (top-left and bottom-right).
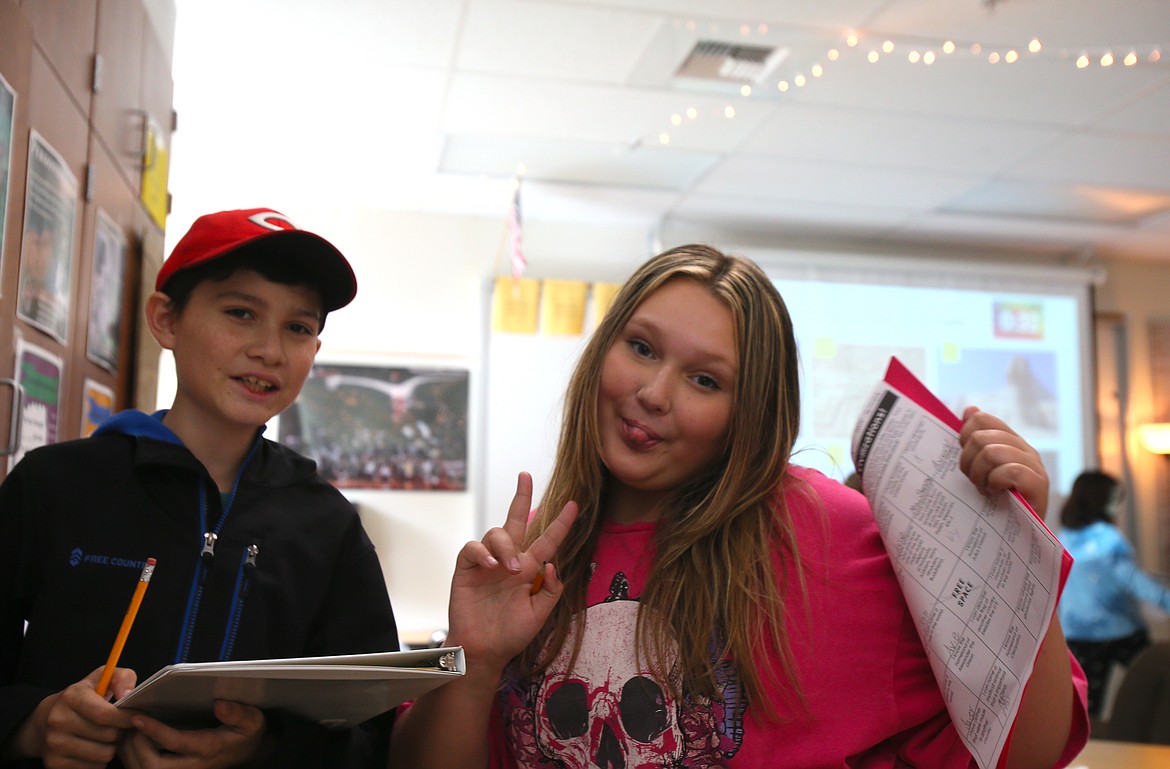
[{"x1": 96, "y1": 558, "x2": 156, "y2": 698}]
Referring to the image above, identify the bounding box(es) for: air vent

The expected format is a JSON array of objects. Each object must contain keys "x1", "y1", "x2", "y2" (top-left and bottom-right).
[{"x1": 675, "y1": 40, "x2": 789, "y2": 84}]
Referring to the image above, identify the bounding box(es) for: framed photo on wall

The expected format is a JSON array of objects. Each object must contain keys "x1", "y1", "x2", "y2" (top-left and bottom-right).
[
  {"x1": 82, "y1": 377, "x2": 115, "y2": 437},
  {"x1": 277, "y1": 361, "x2": 469, "y2": 491},
  {"x1": 86, "y1": 209, "x2": 128, "y2": 372},
  {"x1": 9, "y1": 336, "x2": 62, "y2": 471},
  {"x1": 0, "y1": 68, "x2": 15, "y2": 280},
  {"x1": 17, "y1": 131, "x2": 77, "y2": 343}
]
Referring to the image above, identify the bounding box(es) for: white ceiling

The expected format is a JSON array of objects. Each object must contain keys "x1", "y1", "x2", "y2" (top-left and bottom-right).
[{"x1": 168, "y1": 0, "x2": 1170, "y2": 269}]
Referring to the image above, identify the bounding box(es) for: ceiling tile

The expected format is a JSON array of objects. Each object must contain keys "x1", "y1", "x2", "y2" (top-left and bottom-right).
[
  {"x1": 441, "y1": 72, "x2": 774, "y2": 150},
  {"x1": 1089, "y1": 79, "x2": 1170, "y2": 138},
  {"x1": 695, "y1": 155, "x2": 982, "y2": 211},
  {"x1": 458, "y1": 0, "x2": 661, "y2": 83},
  {"x1": 439, "y1": 134, "x2": 720, "y2": 189},
  {"x1": 572, "y1": 0, "x2": 889, "y2": 28},
  {"x1": 738, "y1": 102, "x2": 1059, "y2": 175},
  {"x1": 942, "y1": 180, "x2": 1170, "y2": 224},
  {"x1": 1009, "y1": 133, "x2": 1170, "y2": 189}
]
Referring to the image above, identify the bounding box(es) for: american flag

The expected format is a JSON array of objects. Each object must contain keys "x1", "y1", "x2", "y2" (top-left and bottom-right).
[{"x1": 505, "y1": 182, "x2": 526, "y2": 279}]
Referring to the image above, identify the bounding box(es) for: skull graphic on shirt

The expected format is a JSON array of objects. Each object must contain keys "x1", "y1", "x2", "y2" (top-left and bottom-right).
[
  {"x1": 534, "y1": 596, "x2": 686, "y2": 767},
  {"x1": 519, "y1": 570, "x2": 743, "y2": 768}
]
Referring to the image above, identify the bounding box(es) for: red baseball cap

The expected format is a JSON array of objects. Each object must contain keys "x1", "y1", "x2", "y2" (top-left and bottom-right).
[{"x1": 156, "y1": 208, "x2": 357, "y2": 312}]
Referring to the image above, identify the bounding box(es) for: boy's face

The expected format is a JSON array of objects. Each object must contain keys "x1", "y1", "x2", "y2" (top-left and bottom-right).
[{"x1": 155, "y1": 267, "x2": 323, "y2": 438}]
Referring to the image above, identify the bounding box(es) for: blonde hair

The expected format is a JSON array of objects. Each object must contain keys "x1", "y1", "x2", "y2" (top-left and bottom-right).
[{"x1": 522, "y1": 244, "x2": 806, "y2": 717}]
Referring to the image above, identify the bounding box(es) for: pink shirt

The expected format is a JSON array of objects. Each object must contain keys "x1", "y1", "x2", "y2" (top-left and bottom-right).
[{"x1": 490, "y1": 466, "x2": 1088, "y2": 768}]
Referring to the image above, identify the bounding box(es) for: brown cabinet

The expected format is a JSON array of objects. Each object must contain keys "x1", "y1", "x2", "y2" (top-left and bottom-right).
[{"x1": 0, "y1": 0, "x2": 174, "y2": 479}]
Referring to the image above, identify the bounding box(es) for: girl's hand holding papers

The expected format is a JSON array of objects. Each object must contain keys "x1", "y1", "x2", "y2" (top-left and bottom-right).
[
  {"x1": 958, "y1": 406, "x2": 1076, "y2": 769},
  {"x1": 957, "y1": 406, "x2": 1050, "y2": 517}
]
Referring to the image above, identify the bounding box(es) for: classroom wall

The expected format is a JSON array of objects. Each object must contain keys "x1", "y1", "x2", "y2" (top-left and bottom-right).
[{"x1": 1093, "y1": 256, "x2": 1170, "y2": 577}]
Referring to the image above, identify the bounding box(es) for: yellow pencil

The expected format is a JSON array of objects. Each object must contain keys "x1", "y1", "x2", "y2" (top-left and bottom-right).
[
  {"x1": 95, "y1": 558, "x2": 156, "y2": 698},
  {"x1": 529, "y1": 562, "x2": 547, "y2": 596}
]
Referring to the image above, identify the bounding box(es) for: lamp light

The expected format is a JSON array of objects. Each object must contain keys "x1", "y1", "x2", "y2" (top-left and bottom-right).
[{"x1": 1137, "y1": 422, "x2": 1170, "y2": 454}]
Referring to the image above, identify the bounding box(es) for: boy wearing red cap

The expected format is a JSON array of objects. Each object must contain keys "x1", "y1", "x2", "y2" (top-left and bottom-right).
[{"x1": 0, "y1": 209, "x2": 399, "y2": 768}]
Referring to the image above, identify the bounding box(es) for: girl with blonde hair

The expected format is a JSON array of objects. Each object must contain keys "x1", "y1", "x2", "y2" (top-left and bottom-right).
[{"x1": 392, "y1": 245, "x2": 1088, "y2": 768}]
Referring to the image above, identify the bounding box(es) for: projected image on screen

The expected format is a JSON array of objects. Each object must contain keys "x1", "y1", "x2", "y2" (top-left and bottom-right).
[
  {"x1": 810, "y1": 343, "x2": 927, "y2": 437},
  {"x1": 936, "y1": 350, "x2": 1059, "y2": 437},
  {"x1": 771, "y1": 266, "x2": 1092, "y2": 508}
]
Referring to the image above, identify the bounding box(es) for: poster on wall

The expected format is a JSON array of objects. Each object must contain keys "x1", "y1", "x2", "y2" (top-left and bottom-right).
[
  {"x1": 0, "y1": 69, "x2": 15, "y2": 284},
  {"x1": 140, "y1": 115, "x2": 169, "y2": 230},
  {"x1": 277, "y1": 362, "x2": 469, "y2": 490},
  {"x1": 10, "y1": 337, "x2": 62, "y2": 471},
  {"x1": 87, "y1": 209, "x2": 128, "y2": 371},
  {"x1": 82, "y1": 378, "x2": 115, "y2": 437},
  {"x1": 18, "y1": 130, "x2": 77, "y2": 343}
]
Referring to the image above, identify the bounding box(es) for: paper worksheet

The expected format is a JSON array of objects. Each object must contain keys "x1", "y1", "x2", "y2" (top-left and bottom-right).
[{"x1": 851, "y1": 358, "x2": 1071, "y2": 769}]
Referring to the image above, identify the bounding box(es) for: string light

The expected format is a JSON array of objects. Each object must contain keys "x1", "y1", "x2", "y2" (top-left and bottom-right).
[
  {"x1": 812, "y1": 31, "x2": 1166, "y2": 73},
  {"x1": 645, "y1": 25, "x2": 1166, "y2": 150}
]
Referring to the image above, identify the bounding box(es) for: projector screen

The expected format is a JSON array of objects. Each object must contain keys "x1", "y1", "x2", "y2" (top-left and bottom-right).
[{"x1": 759, "y1": 251, "x2": 1099, "y2": 513}]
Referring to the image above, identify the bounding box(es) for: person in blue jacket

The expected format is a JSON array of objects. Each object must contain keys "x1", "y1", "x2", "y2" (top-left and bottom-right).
[
  {"x1": 1058, "y1": 469, "x2": 1170, "y2": 717},
  {"x1": 0, "y1": 209, "x2": 399, "y2": 768}
]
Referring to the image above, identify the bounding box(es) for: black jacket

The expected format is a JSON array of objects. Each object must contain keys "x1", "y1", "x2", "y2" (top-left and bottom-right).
[{"x1": 0, "y1": 411, "x2": 399, "y2": 768}]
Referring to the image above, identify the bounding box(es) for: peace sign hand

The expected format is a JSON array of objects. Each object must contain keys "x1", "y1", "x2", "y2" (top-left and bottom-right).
[{"x1": 447, "y1": 472, "x2": 578, "y2": 676}]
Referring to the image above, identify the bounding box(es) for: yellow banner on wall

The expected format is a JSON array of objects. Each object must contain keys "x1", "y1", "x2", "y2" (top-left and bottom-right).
[
  {"x1": 591, "y1": 282, "x2": 622, "y2": 328},
  {"x1": 140, "y1": 116, "x2": 170, "y2": 230},
  {"x1": 540, "y1": 279, "x2": 588, "y2": 336},
  {"x1": 491, "y1": 276, "x2": 540, "y2": 334}
]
